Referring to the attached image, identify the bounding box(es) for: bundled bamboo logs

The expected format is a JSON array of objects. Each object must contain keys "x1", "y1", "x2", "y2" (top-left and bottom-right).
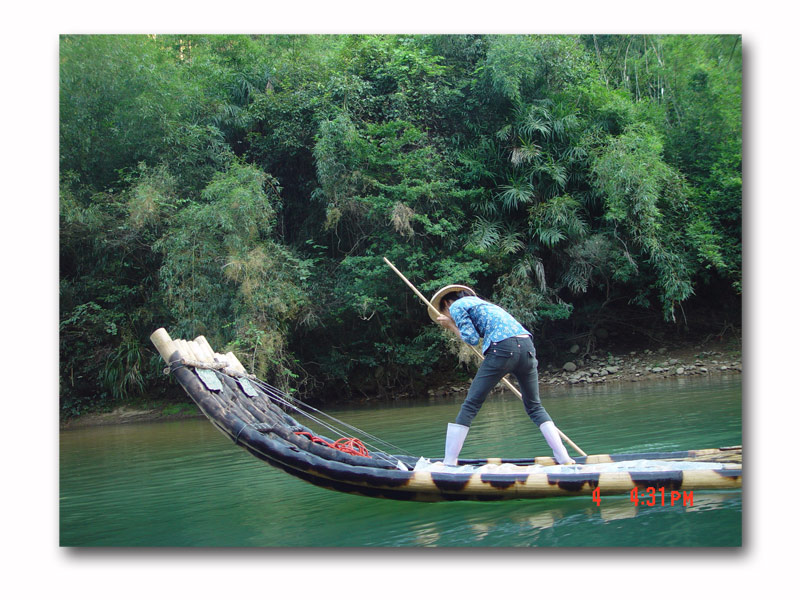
[{"x1": 150, "y1": 328, "x2": 249, "y2": 377}]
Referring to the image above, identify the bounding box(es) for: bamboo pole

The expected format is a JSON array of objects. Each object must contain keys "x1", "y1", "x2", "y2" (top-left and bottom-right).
[
  {"x1": 193, "y1": 336, "x2": 246, "y2": 376},
  {"x1": 189, "y1": 340, "x2": 207, "y2": 363},
  {"x1": 383, "y1": 256, "x2": 587, "y2": 457},
  {"x1": 176, "y1": 339, "x2": 197, "y2": 362},
  {"x1": 193, "y1": 336, "x2": 216, "y2": 363},
  {"x1": 151, "y1": 328, "x2": 180, "y2": 363},
  {"x1": 225, "y1": 351, "x2": 248, "y2": 376}
]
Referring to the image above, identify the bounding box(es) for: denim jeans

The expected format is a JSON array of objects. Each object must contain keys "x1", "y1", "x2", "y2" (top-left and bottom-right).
[{"x1": 454, "y1": 336, "x2": 552, "y2": 427}]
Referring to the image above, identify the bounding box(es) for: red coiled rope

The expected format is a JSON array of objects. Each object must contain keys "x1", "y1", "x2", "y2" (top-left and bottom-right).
[{"x1": 294, "y1": 431, "x2": 371, "y2": 457}]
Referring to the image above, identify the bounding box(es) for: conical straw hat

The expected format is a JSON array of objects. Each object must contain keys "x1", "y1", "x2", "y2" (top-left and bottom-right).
[{"x1": 428, "y1": 284, "x2": 476, "y2": 322}]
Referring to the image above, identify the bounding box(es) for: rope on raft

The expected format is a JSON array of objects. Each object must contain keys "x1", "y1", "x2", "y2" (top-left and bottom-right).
[
  {"x1": 242, "y1": 375, "x2": 411, "y2": 467},
  {"x1": 294, "y1": 432, "x2": 371, "y2": 457}
]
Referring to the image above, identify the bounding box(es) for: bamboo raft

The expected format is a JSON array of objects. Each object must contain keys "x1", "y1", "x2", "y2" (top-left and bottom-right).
[{"x1": 151, "y1": 328, "x2": 742, "y2": 502}]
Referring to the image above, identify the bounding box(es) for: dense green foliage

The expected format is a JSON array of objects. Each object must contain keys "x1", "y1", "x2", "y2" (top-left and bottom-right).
[{"x1": 60, "y1": 34, "x2": 741, "y2": 414}]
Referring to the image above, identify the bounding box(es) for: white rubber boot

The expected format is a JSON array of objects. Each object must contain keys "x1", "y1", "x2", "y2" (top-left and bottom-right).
[
  {"x1": 444, "y1": 423, "x2": 469, "y2": 466},
  {"x1": 539, "y1": 421, "x2": 575, "y2": 465}
]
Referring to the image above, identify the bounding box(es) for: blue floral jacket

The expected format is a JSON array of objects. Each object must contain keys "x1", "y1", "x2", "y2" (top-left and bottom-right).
[{"x1": 448, "y1": 296, "x2": 531, "y2": 354}]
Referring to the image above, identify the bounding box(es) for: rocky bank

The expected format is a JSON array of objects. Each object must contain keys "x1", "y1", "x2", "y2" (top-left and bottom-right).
[{"x1": 426, "y1": 340, "x2": 741, "y2": 398}]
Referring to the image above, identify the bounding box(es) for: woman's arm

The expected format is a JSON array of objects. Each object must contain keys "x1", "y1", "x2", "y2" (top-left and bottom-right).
[{"x1": 446, "y1": 302, "x2": 480, "y2": 345}]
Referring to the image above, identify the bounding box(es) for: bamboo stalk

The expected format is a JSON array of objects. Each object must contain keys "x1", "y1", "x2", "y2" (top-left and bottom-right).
[
  {"x1": 383, "y1": 256, "x2": 587, "y2": 457},
  {"x1": 151, "y1": 328, "x2": 180, "y2": 363},
  {"x1": 176, "y1": 358, "x2": 230, "y2": 371},
  {"x1": 174, "y1": 339, "x2": 191, "y2": 361},
  {"x1": 189, "y1": 340, "x2": 207, "y2": 363},
  {"x1": 225, "y1": 351, "x2": 248, "y2": 376},
  {"x1": 179, "y1": 339, "x2": 198, "y2": 363},
  {"x1": 193, "y1": 336, "x2": 216, "y2": 362}
]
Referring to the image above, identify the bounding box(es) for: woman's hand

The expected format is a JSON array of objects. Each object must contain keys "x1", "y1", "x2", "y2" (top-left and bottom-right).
[{"x1": 436, "y1": 313, "x2": 459, "y2": 334}]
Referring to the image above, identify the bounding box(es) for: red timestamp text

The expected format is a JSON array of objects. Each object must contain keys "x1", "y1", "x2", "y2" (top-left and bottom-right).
[
  {"x1": 590, "y1": 487, "x2": 694, "y2": 507},
  {"x1": 630, "y1": 487, "x2": 694, "y2": 507}
]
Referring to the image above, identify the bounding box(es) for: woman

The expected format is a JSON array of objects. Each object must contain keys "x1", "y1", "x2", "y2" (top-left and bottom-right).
[{"x1": 430, "y1": 284, "x2": 574, "y2": 465}]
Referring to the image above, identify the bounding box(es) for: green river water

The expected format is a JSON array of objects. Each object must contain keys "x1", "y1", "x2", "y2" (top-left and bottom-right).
[{"x1": 60, "y1": 375, "x2": 742, "y2": 547}]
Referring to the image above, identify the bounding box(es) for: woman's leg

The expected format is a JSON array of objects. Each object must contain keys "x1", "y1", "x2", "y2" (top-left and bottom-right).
[
  {"x1": 511, "y1": 340, "x2": 552, "y2": 426},
  {"x1": 454, "y1": 342, "x2": 516, "y2": 426},
  {"x1": 513, "y1": 339, "x2": 573, "y2": 464}
]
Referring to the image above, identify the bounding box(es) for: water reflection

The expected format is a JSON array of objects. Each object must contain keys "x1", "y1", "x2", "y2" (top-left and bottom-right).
[
  {"x1": 412, "y1": 523, "x2": 441, "y2": 546},
  {"x1": 397, "y1": 489, "x2": 743, "y2": 548},
  {"x1": 60, "y1": 377, "x2": 742, "y2": 547},
  {"x1": 525, "y1": 509, "x2": 559, "y2": 530},
  {"x1": 599, "y1": 498, "x2": 638, "y2": 522}
]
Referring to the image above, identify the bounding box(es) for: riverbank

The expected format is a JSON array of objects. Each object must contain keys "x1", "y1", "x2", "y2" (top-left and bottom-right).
[
  {"x1": 61, "y1": 337, "x2": 741, "y2": 430},
  {"x1": 60, "y1": 402, "x2": 205, "y2": 430}
]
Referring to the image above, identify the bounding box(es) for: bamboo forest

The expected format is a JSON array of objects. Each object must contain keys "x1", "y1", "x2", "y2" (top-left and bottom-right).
[{"x1": 59, "y1": 34, "x2": 742, "y2": 418}]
